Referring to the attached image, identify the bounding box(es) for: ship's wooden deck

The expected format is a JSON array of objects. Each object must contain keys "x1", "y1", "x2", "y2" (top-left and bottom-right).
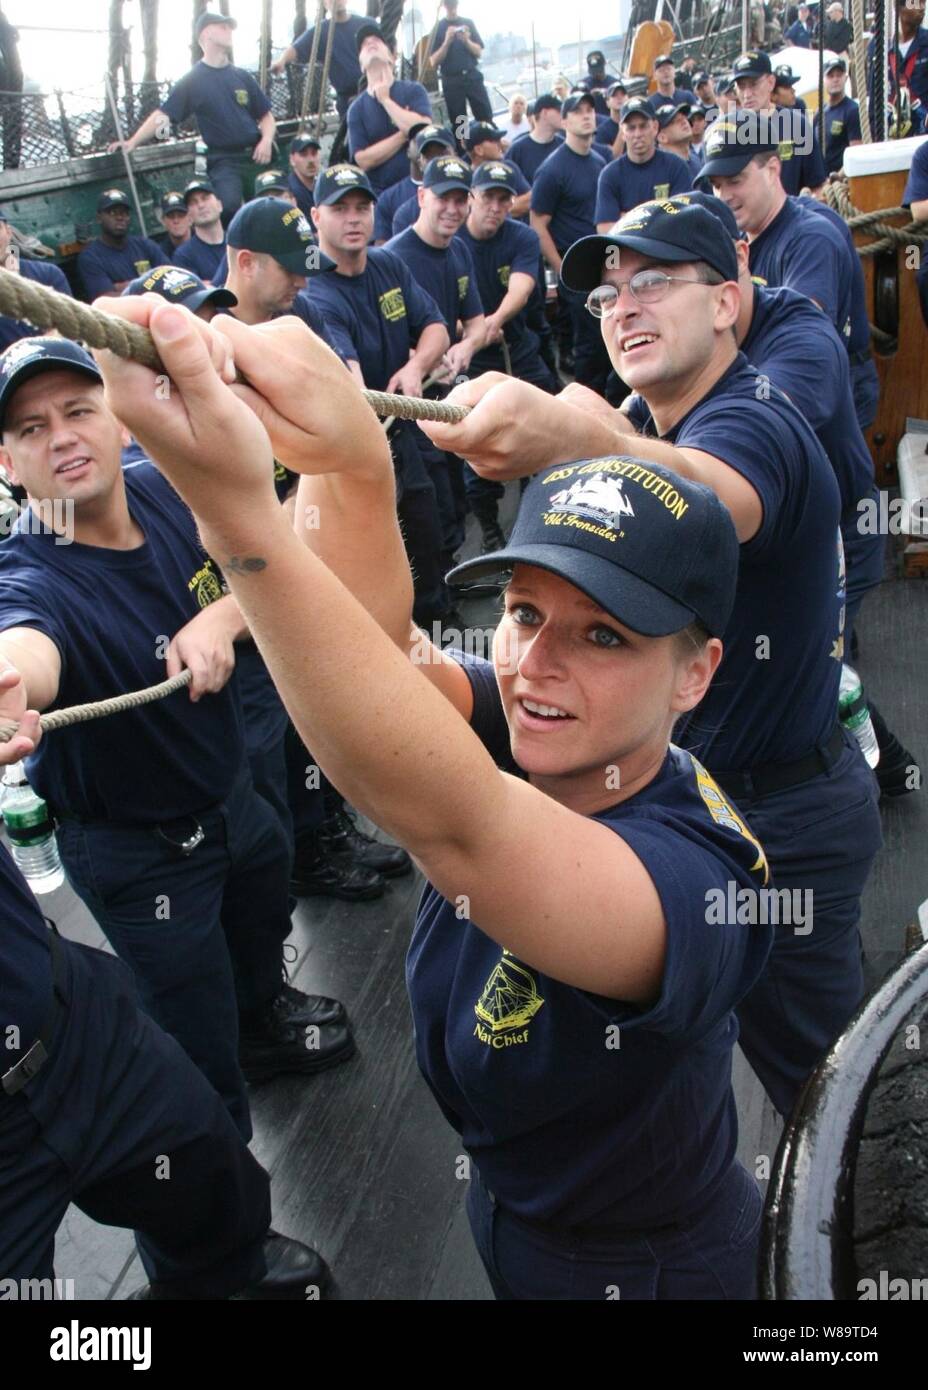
[{"x1": 46, "y1": 489, "x2": 928, "y2": 1300}]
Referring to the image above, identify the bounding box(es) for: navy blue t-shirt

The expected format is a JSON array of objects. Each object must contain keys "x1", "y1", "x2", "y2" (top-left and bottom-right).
[
  {"x1": 508, "y1": 133, "x2": 564, "y2": 184},
  {"x1": 742, "y1": 284, "x2": 881, "y2": 606},
  {"x1": 160, "y1": 61, "x2": 270, "y2": 151},
  {"x1": 407, "y1": 653, "x2": 772, "y2": 1228},
  {"x1": 347, "y1": 83, "x2": 433, "y2": 194},
  {"x1": 785, "y1": 19, "x2": 812, "y2": 46},
  {"x1": 531, "y1": 143, "x2": 607, "y2": 254},
  {"x1": 293, "y1": 14, "x2": 365, "y2": 95},
  {"x1": 287, "y1": 170, "x2": 315, "y2": 219},
  {"x1": 457, "y1": 217, "x2": 542, "y2": 370},
  {"x1": 0, "y1": 840, "x2": 55, "y2": 1073},
  {"x1": 799, "y1": 197, "x2": 870, "y2": 356},
  {"x1": 626, "y1": 356, "x2": 844, "y2": 771},
  {"x1": 375, "y1": 174, "x2": 418, "y2": 241},
  {"x1": 598, "y1": 117, "x2": 620, "y2": 148},
  {"x1": 303, "y1": 246, "x2": 444, "y2": 387},
  {"x1": 391, "y1": 194, "x2": 420, "y2": 238},
  {"x1": 429, "y1": 17, "x2": 485, "y2": 76},
  {"x1": 595, "y1": 149, "x2": 693, "y2": 224},
  {"x1": 385, "y1": 226, "x2": 483, "y2": 337},
  {"x1": 824, "y1": 96, "x2": 862, "y2": 174},
  {"x1": 772, "y1": 111, "x2": 826, "y2": 194},
  {"x1": 0, "y1": 464, "x2": 244, "y2": 822},
  {"x1": 0, "y1": 260, "x2": 72, "y2": 352},
  {"x1": 748, "y1": 196, "x2": 852, "y2": 346},
  {"x1": 172, "y1": 231, "x2": 226, "y2": 281},
  {"x1": 78, "y1": 236, "x2": 168, "y2": 298}
]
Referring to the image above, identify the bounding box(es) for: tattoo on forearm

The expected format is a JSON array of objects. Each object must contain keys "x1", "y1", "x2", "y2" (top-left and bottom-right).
[{"x1": 226, "y1": 556, "x2": 268, "y2": 574}]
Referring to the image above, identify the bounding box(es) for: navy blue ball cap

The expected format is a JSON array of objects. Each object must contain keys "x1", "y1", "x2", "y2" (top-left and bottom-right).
[
  {"x1": 227, "y1": 198, "x2": 335, "y2": 274},
  {"x1": 0, "y1": 338, "x2": 102, "y2": 434},
  {"x1": 620, "y1": 97, "x2": 656, "y2": 123},
  {"x1": 654, "y1": 100, "x2": 692, "y2": 128},
  {"x1": 774, "y1": 63, "x2": 802, "y2": 85},
  {"x1": 699, "y1": 110, "x2": 779, "y2": 178},
  {"x1": 422, "y1": 154, "x2": 472, "y2": 194},
  {"x1": 253, "y1": 169, "x2": 289, "y2": 196},
  {"x1": 97, "y1": 188, "x2": 131, "y2": 212},
  {"x1": 561, "y1": 92, "x2": 597, "y2": 117},
  {"x1": 607, "y1": 80, "x2": 628, "y2": 96},
  {"x1": 448, "y1": 456, "x2": 739, "y2": 638},
  {"x1": 161, "y1": 191, "x2": 187, "y2": 214},
  {"x1": 183, "y1": 178, "x2": 216, "y2": 202},
  {"x1": 654, "y1": 54, "x2": 675, "y2": 68},
  {"x1": 313, "y1": 162, "x2": 377, "y2": 206},
  {"x1": 356, "y1": 21, "x2": 392, "y2": 53},
  {"x1": 715, "y1": 74, "x2": 735, "y2": 95},
  {"x1": 290, "y1": 134, "x2": 321, "y2": 153},
  {"x1": 531, "y1": 92, "x2": 563, "y2": 115},
  {"x1": 732, "y1": 49, "x2": 772, "y2": 79},
  {"x1": 825, "y1": 57, "x2": 847, "y2": 74},
  {"x1": 665, "y1": 190, "x2": 745, "y2": 243},
  {"x1": 415, "y1": 123, "x2": 456, "y2": 154},
  {"x1": 122, "y1": 264, "x2": 238, "y2": 313},
  {"x1": 196, "y1": 10, "x2": 236, "y2": 37},
  {"x1": 471, "y1": 160, "x2": 520, "y2": 195},
  {"x1": 467, "y1": 120, "x2": 506, "y2": 148},
  {"x1": 560, "y1": 200, "x2": 738, "y2": 293},
  {"x1": 694, "y1": 71, "x2": 712, "y2": 87}
]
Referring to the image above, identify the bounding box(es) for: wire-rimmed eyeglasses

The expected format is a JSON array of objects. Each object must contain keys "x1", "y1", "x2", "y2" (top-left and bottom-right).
[{"x1": 585, "y1": 271, "x2": 717, "y2": 317}]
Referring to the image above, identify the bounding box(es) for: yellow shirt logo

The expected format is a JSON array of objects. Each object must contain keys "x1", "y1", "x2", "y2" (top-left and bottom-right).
[
  {"x1": 778, "y1": 140, "x2": 794, "y2": 161},
  {"x1": 379, "y1": 287, "x2": 406, "y2": 322},
  {"x1": 473, "y1": 950, "x2": 543, "y2": 1049},
  {"x1": 497, "y1": 263, "x2": 510, "y2": 288},
  {"x1": 653, "y1": 182, "x2": 670, "y2": 199},
  {"x1": 133, "y1": 260, "x2": 152, "y2": 275},
  {"x1": 235, "y1": 88, "x2": 249, "y2": 106},
  {"x1": 457, "y1": 273, "x2": 469, "y2": 303}
]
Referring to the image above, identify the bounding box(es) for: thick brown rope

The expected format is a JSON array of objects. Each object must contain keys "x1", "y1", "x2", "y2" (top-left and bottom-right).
[
  {"x1": 821, "y1": 180, "x2": 928, "y2": 258},
  {"x1": 0, "y1": 267, "x2": 472, "y2": 423},
  {"x1": 0, "y1": 671, "x2": 193, "y2": 743},
  {"x1": 298, "y1": 0, "x2": 326, "y2": 131}
]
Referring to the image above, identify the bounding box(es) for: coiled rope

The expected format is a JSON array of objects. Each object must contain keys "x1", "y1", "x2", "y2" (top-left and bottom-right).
[
  {"x1": 0, "y1": 671, "x2": 192, "y2": 743},
  {"x1": 0, "y1": 268, "x2": 473, "y2": 424},
  {"x1": 821, "y1": 179, "x2": 928, "y2": 259}
]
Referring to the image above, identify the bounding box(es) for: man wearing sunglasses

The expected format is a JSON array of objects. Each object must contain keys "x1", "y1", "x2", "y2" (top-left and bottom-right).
[{"x1": 419, "y1": 200, "x2": 882, "y2": 1122}]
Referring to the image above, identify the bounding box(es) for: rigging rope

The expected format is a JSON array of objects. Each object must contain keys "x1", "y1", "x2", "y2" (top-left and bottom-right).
[
  {"x1": 0, "y1": 268, "x2": 472, "y2": 424},
  {"x1": 0, "y1": 671, "x2": 192, "y2": 743},
  {"x1": 821, "y1": 179, "x2": 928, "y2": 257}
]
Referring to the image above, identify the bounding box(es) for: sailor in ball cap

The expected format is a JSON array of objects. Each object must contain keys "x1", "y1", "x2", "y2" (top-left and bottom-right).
[
  {"x1": 152, "y1": 191, "x2": 192, "y2": 258},
  {"x1": 347, "y1": 24, "x2": 433, "y2": 195},
  {"x1": 110, "y1": 13, "x2": 277, "y2": 223},
  {"x1": 172, "y1": 180, "x2": 227, "y2": 283},
  {"x1": 77, "y1": 189, "x2": 169, "y2": 299},
  {"x1": 730, "y1": 50, "x2": 826, "y2": 195},
  {"x1": 416, "y1": 196, "x2": 883, "y2": 1123}
]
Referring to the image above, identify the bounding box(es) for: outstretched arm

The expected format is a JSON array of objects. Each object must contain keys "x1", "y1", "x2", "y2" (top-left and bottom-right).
[{"x1": 91, "y1": 297, "x2": 668, "y2": 1002}]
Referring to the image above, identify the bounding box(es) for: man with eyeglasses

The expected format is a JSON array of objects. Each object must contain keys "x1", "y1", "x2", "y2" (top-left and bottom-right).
[
  {"x1": 594, "y1": 98, "x2": 692, "y2": 231},
  {"x1": 418, "y1": 200, "x2": 882, "y2": 1121}
]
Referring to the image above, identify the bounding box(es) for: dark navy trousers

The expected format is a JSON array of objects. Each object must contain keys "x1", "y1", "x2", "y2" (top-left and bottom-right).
[
  {"x1": 55, "y1": 762, "x2": 292, "y2": 1142},
  {"x1": 0, "y1": 938, "x2": 270, "y2": 1294},
  {"x1": 730, "y1": 733, "x2": 882, "y2": 1118},
  {"x1": 466, "y1": 1160, "x2": 763, "y2": 1300}
]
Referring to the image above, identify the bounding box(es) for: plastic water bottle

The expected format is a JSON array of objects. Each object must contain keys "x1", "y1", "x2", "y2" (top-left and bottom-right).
[
  {"x1": 195, "y1": 140, "x2": 209, "y2": 178},
  {"x1": 839, "y1": 665, "x2": 880, "y2": 769},
  {"x1": 1, "y1": 762, "x2": 64, "y2": 893}
]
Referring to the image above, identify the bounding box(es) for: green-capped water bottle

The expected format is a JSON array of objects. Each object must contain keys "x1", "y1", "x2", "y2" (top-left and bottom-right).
[
  {"x1": 839, "y1": 665, "x2": 880, "y2": 769},
  {"x1": 1, "y1": 762, "x2": 64, "y2": 893}
]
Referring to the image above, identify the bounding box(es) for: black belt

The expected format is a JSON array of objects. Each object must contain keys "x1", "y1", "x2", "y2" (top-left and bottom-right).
[
  {"x1": 709, "y1": 725, "x2": 845, "y2": 801},
  {"x1": 849, "y1": 347, "x2": 873, "y2": 367},
  {"x1": 1, "y1": 931, "x2": 67, "y2": 1098}
]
